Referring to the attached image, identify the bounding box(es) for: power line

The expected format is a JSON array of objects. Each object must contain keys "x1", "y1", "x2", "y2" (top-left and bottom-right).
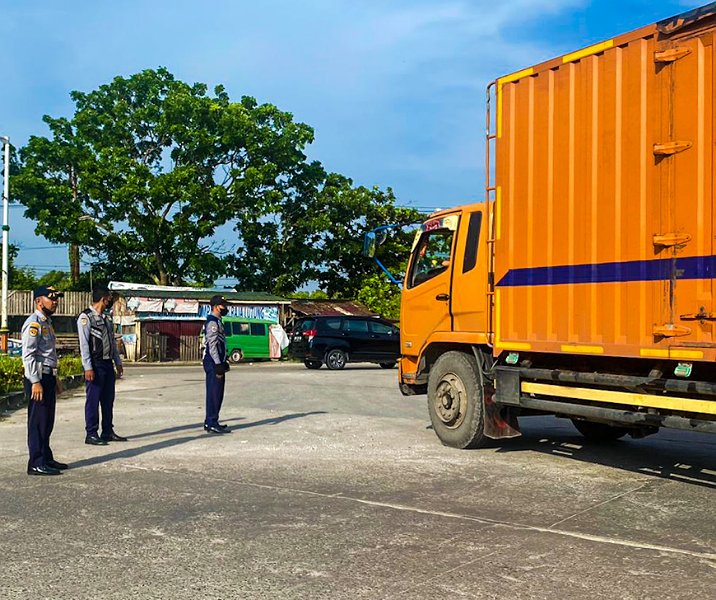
[{"x1": 17, "y1": 246, "x2": 63, "y2": 251}]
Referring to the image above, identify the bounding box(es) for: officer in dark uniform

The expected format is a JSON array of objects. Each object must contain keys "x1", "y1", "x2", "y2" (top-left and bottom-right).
[
  {"x1": 203, "y1": 295, "x2": 231, "y2": 434},
  {"x1": 77, "y1": 284, "x2": 126, "y2": 445},
  {"x1": 22, "y1": 285, "x2": 68, "y2": 476}
]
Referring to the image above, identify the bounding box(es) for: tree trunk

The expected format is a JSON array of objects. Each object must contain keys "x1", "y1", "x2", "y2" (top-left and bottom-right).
[{"x1": 69, "y1": 244, "x2": 80, "y2": 286}]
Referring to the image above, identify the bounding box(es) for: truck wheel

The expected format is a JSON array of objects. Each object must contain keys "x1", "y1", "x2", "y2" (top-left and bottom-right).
[
  {"x1": 571, "y1": 419, "x2": 628, "y2": 441},
  {"x1": 230, "y1": 349, "x2": 243, "y2": 363},
  {"x1": 325, "y1": 349, "x2": 347, "y2": 370},
  {"x1": 427, "y1": 351, "x2": 486, "y2": 449},
  {"x1": 304, "y1": 359, "x2": 322, "y2": 370}
]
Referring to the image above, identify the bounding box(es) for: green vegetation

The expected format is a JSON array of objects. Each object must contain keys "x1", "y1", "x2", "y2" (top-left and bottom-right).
[
  {"x1": 13, "y1": 68, "x2": 422, "y2": 311},
  {"x1": 356, "y1": 272, "x2": 403, "y2": 322},
  {"x1": 0, "y1": 356, "x2": 84, "y2": 394}
]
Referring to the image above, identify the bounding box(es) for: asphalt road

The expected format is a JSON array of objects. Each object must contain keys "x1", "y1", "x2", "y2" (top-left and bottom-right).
[{"x1": 1, "y1": 363, "x2": 714, "y2": 599}]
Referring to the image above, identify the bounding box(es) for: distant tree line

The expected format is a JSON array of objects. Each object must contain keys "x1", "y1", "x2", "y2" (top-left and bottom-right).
[{"x1": 10, "y1": 68, "x2": 422, "y2": 318}]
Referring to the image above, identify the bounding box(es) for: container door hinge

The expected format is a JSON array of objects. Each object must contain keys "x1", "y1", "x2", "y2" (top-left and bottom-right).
[
  {"x1": 654, "y1": 47, "x2": 692, "y2": 63},
  {"x1": 653, "y1": 232, "x2": 691, "y2": 248},
  {"x1": 653, "y1": 141, "x2": 693, "y2": 156},
  {"x1": 653, "y1": 324, "x2": 692, "y2": 338}
]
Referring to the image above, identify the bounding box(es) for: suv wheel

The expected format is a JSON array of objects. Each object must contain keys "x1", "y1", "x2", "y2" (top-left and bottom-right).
[
  {"x1": 304, "y1": 359, "x2": 322, "y2": 370},
  {"x1": 325, "y1": 349, "x2": 347, "y2": 370}
]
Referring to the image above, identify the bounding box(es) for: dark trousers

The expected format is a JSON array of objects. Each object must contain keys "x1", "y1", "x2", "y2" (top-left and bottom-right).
[
  {"x1": 25, "y1": 374, "x2": 57, "y2": 469},
  {"x1": 84, "y1": 360, "x2": 116, "y2": 437},
  {"x1": 203, "y1": 358, "x2": 225, "y2": 426}
]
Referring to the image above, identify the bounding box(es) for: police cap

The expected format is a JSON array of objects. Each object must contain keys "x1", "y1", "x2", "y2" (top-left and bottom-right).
[
  {"x1": 209, "y1": 294, "x2": 228, "y2": 307},
  {"x1": 33, "y1": 285, "x2": 65, "y2": 300}
]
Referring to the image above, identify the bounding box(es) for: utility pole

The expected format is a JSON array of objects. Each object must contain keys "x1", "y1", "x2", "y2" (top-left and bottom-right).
[{"x1": 0, "y1": 135, "x2": 10, "y2": 353}]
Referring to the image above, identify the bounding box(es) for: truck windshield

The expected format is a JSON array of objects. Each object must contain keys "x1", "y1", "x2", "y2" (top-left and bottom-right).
[{"x1": 408, "y1": 229, "x2": 454, "y2": 288}]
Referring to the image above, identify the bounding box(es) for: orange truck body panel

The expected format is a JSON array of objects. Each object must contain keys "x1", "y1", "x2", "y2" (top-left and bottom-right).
[{"x1": 493, "y1": 6, "x2": 716, "y2": 362}]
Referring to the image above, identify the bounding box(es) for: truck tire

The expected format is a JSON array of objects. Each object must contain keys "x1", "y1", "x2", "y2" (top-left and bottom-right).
[
  {"x1": 427, "y1": 351, "x2": 486, "y2": 449},
  {"x1": 304, "y1": 359, "x2": 322, "y2": 370},
  {"x1": 571, "y1": 419, "x2": 628, "y2": 441}
]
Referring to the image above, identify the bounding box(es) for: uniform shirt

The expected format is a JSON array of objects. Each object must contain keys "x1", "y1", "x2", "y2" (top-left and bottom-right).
[
  {"x1": 77, "y1": 306, "x2": 123, "y2": 371},
  {"x1": 203, "y1": 314, "x2": 226, "y2": 365},
  {"x1": 21, "y1": 310, "x2": 58, "y2": 383}
]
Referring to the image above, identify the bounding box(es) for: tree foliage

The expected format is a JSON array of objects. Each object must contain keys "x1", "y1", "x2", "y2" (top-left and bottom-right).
[
  {"x1": 231, "y1": 172, "x2": 421, "y2": 296},
  {"x1": 14, "y1": 68, "x2": 424, "y2": 306},
  {"x1": 15, "y1": 68, "x2": 318, "y2": 286},
  {"x1": 356, "y1": 273, "x2": 403, "y2": 321}
]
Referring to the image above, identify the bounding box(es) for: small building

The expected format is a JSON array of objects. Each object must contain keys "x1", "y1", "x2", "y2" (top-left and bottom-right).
[
  {"x1": 286, "y1": 299, "x2": 377, "y2": 332},
  {"x1": 109, "y1": 282, "x2": 291, "y2": 362}
]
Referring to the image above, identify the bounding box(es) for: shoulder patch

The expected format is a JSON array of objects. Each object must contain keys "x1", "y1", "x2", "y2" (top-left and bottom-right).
[
  {"x1": 209, "y1": 323, "x2": 218, "y2": 332},
  {"x1": 28, "y1": 323, "x2": 40, "y2": 337},
  {"x1": 79, "y1": 315, "x2": 89, "y2": 326}
]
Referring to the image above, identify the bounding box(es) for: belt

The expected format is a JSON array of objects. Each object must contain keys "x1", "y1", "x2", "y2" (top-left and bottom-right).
[{"x1": 41, "y1": 366, "x2": 58, "y2": 376}]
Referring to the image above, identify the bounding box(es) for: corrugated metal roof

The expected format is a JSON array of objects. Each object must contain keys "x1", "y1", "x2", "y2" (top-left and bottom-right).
[{"x1": 289, "y1": 300, "x2": 376, "y2": 317}]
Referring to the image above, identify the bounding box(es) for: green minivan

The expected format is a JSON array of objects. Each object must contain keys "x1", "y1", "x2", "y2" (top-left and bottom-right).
[{"x1": 222, "y1": 317, "x2": 276, "y2": 362}]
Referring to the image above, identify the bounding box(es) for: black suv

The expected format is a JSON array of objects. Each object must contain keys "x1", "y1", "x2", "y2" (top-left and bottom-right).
[{"x1": 289, "y1": 316, "x2": 400, "y2": 370}]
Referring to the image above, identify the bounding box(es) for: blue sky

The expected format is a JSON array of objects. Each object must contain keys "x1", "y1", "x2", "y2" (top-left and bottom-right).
[{"x1": 0, "y1": 0, "x2": 704, "y2": 279}]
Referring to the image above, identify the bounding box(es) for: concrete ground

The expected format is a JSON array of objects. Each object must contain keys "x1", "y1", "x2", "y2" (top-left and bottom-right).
[{"x1": 0, "y1": 363, "x2": 714, "y2": 600}]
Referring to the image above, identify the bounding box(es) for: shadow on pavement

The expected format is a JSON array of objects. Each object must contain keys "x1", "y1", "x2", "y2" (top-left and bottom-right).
[
  {"x1": 69, "y1": 411, "x2": 327, "y2": 470},
  {"x1": 128, "y1": 417, "x2": 246, "y2": 440},
  {"x1": 231, "y1": 411, "x2": 327, "y2": 430},
  {"x1": 491, "y1": 425, "x2": 716, "y2": 490},
  {"x1": 69, "y1": 436, "x2": 205, "y2": 469}
]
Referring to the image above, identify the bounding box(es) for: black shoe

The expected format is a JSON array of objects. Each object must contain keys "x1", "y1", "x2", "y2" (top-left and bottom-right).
[
  {"x1": 205, "y1": 424, "x2": 228, "y2": 434},
  {"x1": 28, "y1": 465, "x2": 62, "y2": 476},
  {"x1": 47, "y1": 460, "x2": 69, "y2": 470},
  {"x1": 101, "y1": 431, "x2": 128, "y2": 442},
  {"x1": 218, "y1": 423, "x2": 230, "y2": 431},
  {"x1": 85, "y1": 435, "x2": 109, "y2": 446}
]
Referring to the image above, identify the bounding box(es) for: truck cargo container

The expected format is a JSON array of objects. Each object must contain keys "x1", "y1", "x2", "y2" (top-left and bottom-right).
[{"x1": 382, "y1": 2, "x2": 716, "y2": 448}]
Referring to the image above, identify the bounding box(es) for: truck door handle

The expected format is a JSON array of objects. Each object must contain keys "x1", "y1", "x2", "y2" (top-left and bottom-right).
[{"x1": 435, "y1": 294, "x2": 450, "y2": 301}]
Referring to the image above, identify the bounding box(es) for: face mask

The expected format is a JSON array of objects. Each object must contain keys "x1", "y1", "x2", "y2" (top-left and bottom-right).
[
  {"x1": 105, "y1": 299, "x2": 114, "y2": 311},
  {"x1": 41, "y1": 305, "x2": 55, "y2": 316},
  {"x1": 219, "y1": 307, "x2": 228, "y2": 317}
]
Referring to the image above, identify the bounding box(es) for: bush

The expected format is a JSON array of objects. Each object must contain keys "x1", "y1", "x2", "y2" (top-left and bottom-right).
[
  {"x1": 58, "y1": 356, "x2": 83, "y2": 378},
  {"x1": 0, "y1": 355, "x2": 84, "y2": 394},
  {"x1": 0, "y1": 356, "x2": 24, "y2": 394}
]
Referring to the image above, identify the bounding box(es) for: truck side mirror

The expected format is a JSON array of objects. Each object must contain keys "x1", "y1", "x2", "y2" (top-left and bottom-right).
[{"x1": 363, "y1": 232, "x2": 377, "y2": 257}]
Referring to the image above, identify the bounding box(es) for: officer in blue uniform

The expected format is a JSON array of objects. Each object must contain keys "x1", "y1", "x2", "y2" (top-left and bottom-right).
[
  {"x1": 77, "y1": 285, "x2": 126, "y2": 445},
  {"x1": 203, "y1": 295, "x2": 231, "y2": 434},
  {"x1": 22, "y1": 285, "x2": 68, "y2": 476}
]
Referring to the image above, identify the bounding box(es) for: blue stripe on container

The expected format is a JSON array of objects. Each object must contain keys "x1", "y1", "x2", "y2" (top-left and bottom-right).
[{"x1": 497, "y1": 255, "x2": 716, "y2": 287}]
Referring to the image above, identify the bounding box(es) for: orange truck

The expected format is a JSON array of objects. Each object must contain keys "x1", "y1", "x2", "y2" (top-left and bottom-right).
[{"x1": 376, "y1": 3, "x2": 716, "y2": 448}]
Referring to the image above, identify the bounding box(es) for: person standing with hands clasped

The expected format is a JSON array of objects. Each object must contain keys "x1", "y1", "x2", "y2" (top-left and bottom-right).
[
  {"x1": 203, "y1": 295, "x2": 231, "y2": 434},
  {"x1": 78, "y1": 285, "x2": 126, "y2": 445},
  {"x1": 22, "y1": 285, "x2": 68, "y2": 476}
]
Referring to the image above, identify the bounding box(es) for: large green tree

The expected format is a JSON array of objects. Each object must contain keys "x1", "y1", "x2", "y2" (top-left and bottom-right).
[
  {"x1": 230, "y1": 173, "x2": 421, "y2": 296},
  {"x1": 15, "y1": 68, "x2": 422, "y2": 302},
  {"x1": 14, "y1": 68, "x2": 319, "y2": 286}
]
